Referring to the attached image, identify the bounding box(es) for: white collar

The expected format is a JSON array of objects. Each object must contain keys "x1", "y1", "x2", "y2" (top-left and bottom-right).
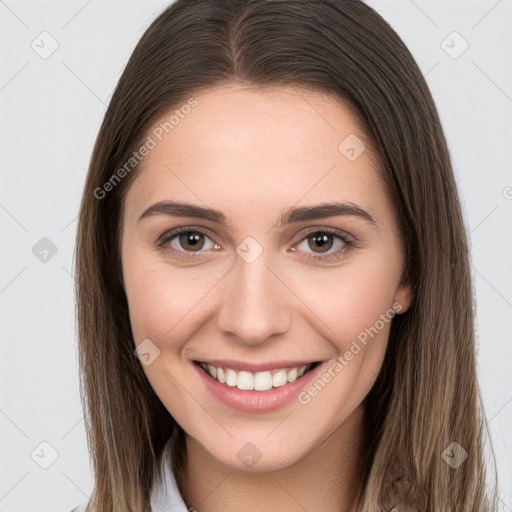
[{"x1": 150, "y1": 436, "x2": 189, "y2": 512}]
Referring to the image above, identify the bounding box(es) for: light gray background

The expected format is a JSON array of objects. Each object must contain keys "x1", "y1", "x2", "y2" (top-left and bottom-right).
[{"x1": 0, "y1": 1, "x2": 511, "y2": 511}]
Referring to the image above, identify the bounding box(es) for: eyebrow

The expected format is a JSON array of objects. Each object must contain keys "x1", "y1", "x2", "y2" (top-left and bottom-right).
[{"x1": 137, "y1": 200, "x2": 377, "y2": 228}]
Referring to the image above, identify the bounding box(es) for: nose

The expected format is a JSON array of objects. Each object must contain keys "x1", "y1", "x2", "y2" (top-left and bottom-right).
[{"x1": 216, "y1": 251, "x2": 292, "y2": 347}]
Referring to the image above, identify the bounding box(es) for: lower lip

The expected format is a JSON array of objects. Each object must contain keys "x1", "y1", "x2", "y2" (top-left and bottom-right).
[{"x1": 194, "y1": 362, "x2": 323, "y2": 413}]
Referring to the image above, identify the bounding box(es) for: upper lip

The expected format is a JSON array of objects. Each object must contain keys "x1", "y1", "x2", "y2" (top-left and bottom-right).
[{"x1": 194, "y1": 359, "x2": 319, "y2": 372}]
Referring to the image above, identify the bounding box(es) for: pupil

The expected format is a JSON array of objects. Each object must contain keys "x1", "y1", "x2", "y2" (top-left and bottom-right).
[
  {"x1": 180, "y1": 232, "x2": 204, "y2": 251},
  {"x1": 309, "y1": 233, "x2": 333, "y2": 253}
]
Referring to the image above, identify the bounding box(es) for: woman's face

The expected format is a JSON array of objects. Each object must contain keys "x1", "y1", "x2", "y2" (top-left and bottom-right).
[{"x1": 120, "y1": 84, "x2": 411, "y2": 471}]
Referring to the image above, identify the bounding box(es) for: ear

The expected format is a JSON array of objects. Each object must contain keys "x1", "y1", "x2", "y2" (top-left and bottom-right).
[{"x1": 393, "y1": 279, "x2": 412, "y2": 314}]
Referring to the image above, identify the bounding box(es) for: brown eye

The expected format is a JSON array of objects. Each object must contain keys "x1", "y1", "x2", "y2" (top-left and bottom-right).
[
  {"x1": 307, "y1": 232, "x2": 334, "y2": 253},
  {"x1": 293, "y1": 228, "x2": 353, "y2": 262},
  {"x1": 178, "y1": 231, "x2": 205, "y2": 251},
  {"x1": 158, "y1": 228, "x2": 218, "y2": 256}
]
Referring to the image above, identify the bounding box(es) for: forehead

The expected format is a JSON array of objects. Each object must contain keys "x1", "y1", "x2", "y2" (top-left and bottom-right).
[{"x1": 124, "y1": 84, "x2": 388, "y2": 227}]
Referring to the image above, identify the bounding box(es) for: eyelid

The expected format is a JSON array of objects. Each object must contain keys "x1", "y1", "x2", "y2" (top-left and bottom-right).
[
  {"x1": 292, "y1": 225, "x2": 355, "y2": 245},
  {"x1": 156, "y1": 225, "x2": 220, "y2": 258},
  {"x1": 290, "y1": 226, "x2": 355, "y2": 262},
  {"x1": 157, "y1": 225, "x2": 356, "y2": 261}
]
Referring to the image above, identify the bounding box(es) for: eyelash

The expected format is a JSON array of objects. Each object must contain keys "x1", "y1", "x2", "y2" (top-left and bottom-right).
[{"x1": 156, "y1": 226, "x2": 356, "y2": 262}]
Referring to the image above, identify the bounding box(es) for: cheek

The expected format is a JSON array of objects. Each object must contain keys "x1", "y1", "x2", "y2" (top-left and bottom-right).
[
  {"x1": 122, "y1": 256, "x2": 223, "y2": 347},
  {"x1": 291, "y1": 259, "x2": 398, "y2": 419},
  {"x1": 122, "y1": 260, "x2": 214, "y2": 416},
  {"x1": 293, "y1": 252, "x2": 400, "y2": 346}
]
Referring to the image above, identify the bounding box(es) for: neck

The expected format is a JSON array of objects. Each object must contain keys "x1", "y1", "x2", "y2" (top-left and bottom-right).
[{"x1": 178, "y1": 405, "x2": 368, "y2": 512}]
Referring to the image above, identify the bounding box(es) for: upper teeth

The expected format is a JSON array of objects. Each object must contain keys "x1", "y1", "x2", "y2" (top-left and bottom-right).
[{"x1": 200, "y1": 363, "x2": 311, "y2": 391}]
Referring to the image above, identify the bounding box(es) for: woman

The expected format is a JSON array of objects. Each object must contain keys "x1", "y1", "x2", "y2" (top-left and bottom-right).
[{"x1": 72, "y1": 1, "x2": 498, "y2": 510}]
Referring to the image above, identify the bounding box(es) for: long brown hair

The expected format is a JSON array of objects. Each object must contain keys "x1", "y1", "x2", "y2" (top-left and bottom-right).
[{"x1": 75, "y1": 1, "x2": 498, "y2": 510}]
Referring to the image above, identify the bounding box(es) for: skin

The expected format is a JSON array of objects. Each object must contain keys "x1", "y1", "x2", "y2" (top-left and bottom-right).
[{"x1": 120, "y1": 84, "x2": 411, "y2": 512}]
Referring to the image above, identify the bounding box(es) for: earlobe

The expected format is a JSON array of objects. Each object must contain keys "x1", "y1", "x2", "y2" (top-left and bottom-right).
[{"x1": 393, "y1": 282, "x2": 412, "y2": 314}]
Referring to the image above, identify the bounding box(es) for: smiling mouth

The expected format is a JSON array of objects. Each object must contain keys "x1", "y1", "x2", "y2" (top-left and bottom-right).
[{"x1": 194, "y1": 361, "x2": 321, "y2": 391}]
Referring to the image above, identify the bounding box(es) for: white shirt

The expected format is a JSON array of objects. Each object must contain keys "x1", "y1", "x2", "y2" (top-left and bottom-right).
[{"x1": 71, "y1": 436, "x2": 189, "y2": 512}]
